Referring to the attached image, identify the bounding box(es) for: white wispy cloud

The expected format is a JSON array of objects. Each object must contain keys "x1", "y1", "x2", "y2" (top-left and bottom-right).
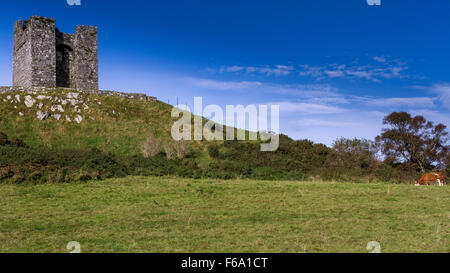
[
  {"x1": 185, "y1": 77, "x2": 440, "y2": 111},
  {"x1": 295, "y1": 119, "x2": 363, "y2": 129},
  {"x1": 298, "y1": 65, "x2": 325, "y2": 78},
  {"x1": 362, "y1": 97, "x2": 436, "y2": 108},
  {"x1": 271, "y1": 101, "x2": 346, "y2": 114},
  {"x1": 184, "y1": 77, "x2": 262, "y2": 90},
  {"x1": 184, "y1": 76, "x2": 446, "y2": 125},
  {"x1": 299, "y1": 64, "x2": 407, "y2": 82},
  {"x1": 206, "y1": 56, "x2": 410, "y2": 82},
  {"x1": 430, "y1": 83, "x2": 450, "y2": 109},
  {"x1": 185, "y1": 77, "x2": 345, "y2": 99},
  {"x1": 324, "y1": 69, "x2": 346, "y2": 78},
  {"x1": 373, "y1": 56, "x2": 387, "y2": 63},
  {"x1": 218, "y1": 65, "x2": 295, "y2": 76},
  {"x1": 186, "y1": 77, "x2": 353, "y2": 106},
  {"x1": 284, "y1": 111, "x2": 385, "y2": 146},
  {"x1": 264, "y1": 83, "x2": 345, "y2": 100},
  {"x1": 345, "y1": 69, "x2": 376, "y2": 81},
  {"x1": 298, "y1": 56, "x2": 408, "y2": 82}
]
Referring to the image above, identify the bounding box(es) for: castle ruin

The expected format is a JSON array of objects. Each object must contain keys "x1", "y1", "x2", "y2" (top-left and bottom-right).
[{"x1": 13, "y1": 16, "x2": 98, "y2": 90}]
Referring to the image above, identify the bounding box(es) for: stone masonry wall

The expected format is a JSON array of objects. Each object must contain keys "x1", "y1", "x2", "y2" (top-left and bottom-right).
[
  {"x1": 30, "y1": 16, "x2": 56, "y2": 88},
  {"x1": 13, "y1": 20, "x2": 32, "y2": 87},
  {"x1": 12, "y1": 16, "x2": 99, "y2": 91},
  {"x1": 74, "y1": 26, "x2": 98, "y2": 90}
]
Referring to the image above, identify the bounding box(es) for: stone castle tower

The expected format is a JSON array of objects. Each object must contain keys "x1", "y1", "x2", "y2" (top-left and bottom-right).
[{"x1": 13, "y1": 16, "x2": 98, "y2": 90}]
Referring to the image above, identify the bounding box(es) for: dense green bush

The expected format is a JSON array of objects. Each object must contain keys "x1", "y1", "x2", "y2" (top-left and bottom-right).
[
  {"x1": 0, "y1": 132, "x2": 9, "y2": 146},
  {"x1": 207, "y1": 144, "x2": 220, "y2": 158},
  {"x1": 0, "y1": 132, "x2": 425, "y2": 184}
]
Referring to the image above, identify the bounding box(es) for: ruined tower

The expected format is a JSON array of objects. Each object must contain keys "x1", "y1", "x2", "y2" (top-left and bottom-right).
[{"x1": 13, "y1": 16, "x2": 98, "y2": 90}]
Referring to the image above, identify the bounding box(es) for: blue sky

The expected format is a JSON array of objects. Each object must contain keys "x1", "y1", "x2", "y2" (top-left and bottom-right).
[{"x1": 1, "y1": 0, "x2": 449, "y2": 145}]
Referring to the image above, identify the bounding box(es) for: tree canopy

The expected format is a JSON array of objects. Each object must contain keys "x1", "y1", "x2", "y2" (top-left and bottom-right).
[{"x1": 376, "y1": 112, "x2": 449, "y2": 172}]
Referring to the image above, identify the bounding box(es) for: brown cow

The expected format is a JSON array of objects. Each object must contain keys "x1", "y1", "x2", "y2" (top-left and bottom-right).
[{"x1": 415, "y1": 172, "x2": 445, "y2": 186}]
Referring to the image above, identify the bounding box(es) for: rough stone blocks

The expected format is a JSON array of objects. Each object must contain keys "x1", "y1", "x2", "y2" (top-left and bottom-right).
[{"x1": 13, "y1": 16, "x2": 98, "y2": 91}]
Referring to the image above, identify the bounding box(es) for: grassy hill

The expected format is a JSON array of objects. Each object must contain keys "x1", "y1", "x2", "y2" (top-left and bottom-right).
[
  {"x1": 0, "y1": 87, "x2": 318, "y2": 183},
  {"x1": 0, "y1": 88, "x2": 423, "y2": 184},
  {"x1": 0, "y1": 88, "x2": 174, "y2": 154}
]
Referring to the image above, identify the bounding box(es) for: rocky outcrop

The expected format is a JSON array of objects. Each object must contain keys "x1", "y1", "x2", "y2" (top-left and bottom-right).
[
  {"x1": 0, "y1": 86, "x2": 157, "y2": 101},
  {"x1": 36, "y1": 110, "x2": 50, "y2": 120},
  {"x1": 24, "y1": 95, "x2": 36, "y2": 107},
  {"x1": 0, "y1": 87, "x2": 158, "y2": 123}
]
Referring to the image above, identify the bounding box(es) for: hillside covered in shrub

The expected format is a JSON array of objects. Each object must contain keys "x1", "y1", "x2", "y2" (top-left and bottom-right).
[{"x1": 0, "y1": 88, "x2": 444, "y2": 184}]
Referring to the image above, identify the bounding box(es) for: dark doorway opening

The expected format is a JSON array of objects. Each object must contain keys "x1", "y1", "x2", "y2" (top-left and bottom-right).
[{"x1": 56, "y1": 44, "x2": 74, "y2": 88}]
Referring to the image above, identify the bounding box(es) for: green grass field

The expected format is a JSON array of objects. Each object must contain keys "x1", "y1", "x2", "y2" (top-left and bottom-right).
[{"x1": 0, "y1": 177, "x2": 448, "y2": 253}]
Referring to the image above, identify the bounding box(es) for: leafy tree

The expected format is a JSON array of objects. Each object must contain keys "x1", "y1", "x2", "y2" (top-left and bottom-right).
[
  {"x1": 376, "y1": 112, "x2": 449, "y2": 172},
  {"x1": 326, "y1": 138, "x2": 380, "y2": 171}
]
